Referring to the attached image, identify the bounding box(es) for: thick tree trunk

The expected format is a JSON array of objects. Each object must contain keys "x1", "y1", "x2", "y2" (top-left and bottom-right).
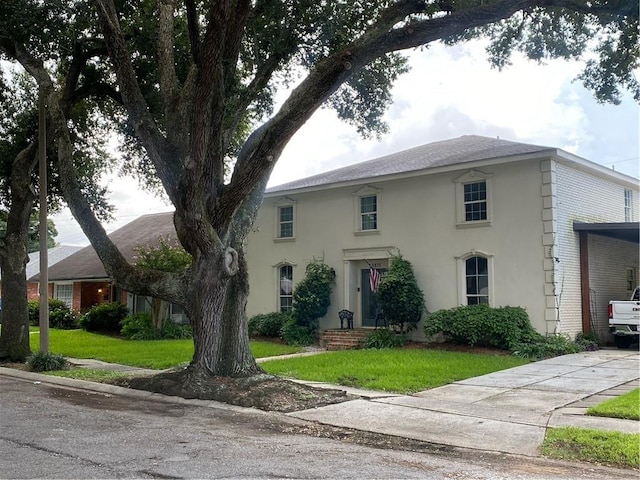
[
  {"x1": 0, "y1": 200, "x2": 34, "y2": 361},
  {"x1": 188, "y1": 245, "x2": 261, "y2": 377}
]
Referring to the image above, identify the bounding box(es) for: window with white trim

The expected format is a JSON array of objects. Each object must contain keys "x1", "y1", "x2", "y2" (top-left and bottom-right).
[
  {"x1": 352, "y1": 185, "x2": 382, "y2": 234},
  {"x1": 624, "y1": 189, "x2": 633, "y2": 222},
  {"x1": 54, "y1": 283, "x2": 73, "y2": 309},
  {"x1": 279, "y1": 265, "x2": 294, "y2": 312},
  {"x1": 360, "y1": 195, "x2": 378, "y2": 231},
  {"x1": 465, "y1": 256, "x2": 489, "y2": 304},
  {"x1": 464, "y1": 181, "x2": 487, "y2": 221},
  {"x1": 454, "y1": 170, "x2": 493, "y2": 227},
  {"x1": 626, "y1": 268, "x2": 636, "y2": 291},
  {"x1": 278, "y1": 205, "x2": 294, "y2": 238}
]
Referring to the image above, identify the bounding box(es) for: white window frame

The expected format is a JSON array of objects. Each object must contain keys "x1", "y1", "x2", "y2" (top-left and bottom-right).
[
  {"x1": 455, "y1": 251, "x2": 494, "y2": 306},
  {"x1": 274, "y1": 197, "x2": 296, "y2": 242},
  {"x1": 274, "y1": 261, "x2": 296, "y2": 313},
  {"x1": 624, "y1": 189, "x2": 633, "y2": 222},
  {"x1": 54, "y1": 282, "x2": 74, "y2": 309},
  {"x1": 454, "y1": 170, "x2": 493, "y2": 228},
  {"x1": 352, "y1": 185, "x2": 382, "y2": 234}
]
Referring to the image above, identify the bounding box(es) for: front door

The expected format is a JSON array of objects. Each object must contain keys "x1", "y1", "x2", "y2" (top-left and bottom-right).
[{"x1": 361, "y1": 268, "x2": 386, "y2": 327}]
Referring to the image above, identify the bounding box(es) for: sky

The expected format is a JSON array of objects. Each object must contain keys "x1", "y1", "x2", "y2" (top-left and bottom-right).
[{"x1": 52, "y1": 39, "x2": 639, "y2": 246}]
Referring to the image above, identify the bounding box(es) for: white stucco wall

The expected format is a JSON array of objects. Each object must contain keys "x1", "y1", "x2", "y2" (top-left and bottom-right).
[
  {"x1": 553, "y1": 160, "x2": 639, "y2": 337},
  {"x1": 246, "y1": 157, "x2": 550, "y2": 335}
]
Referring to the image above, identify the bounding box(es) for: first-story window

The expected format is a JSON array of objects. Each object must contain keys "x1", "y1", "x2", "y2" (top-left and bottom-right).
[
  {"x1": 360, "y1": 195, "x2": 378, "y2": 230},
  {"x1": 279, "y1": 265, "x2": 293, "y2": 312},
  {"x1": 465, "y1": 256, "x2": 489, "y2": 304},
  {"x1": 54, "y1": 283, "x2": 74, "y2": 309}
]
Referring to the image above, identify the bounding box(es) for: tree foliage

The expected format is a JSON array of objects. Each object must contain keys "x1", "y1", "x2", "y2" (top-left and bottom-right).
[
  {"x1": 378, "y1": 255, "x2": 425, "y2": 333},
  {"x1": 293, "y1": 260, "x2": 336, "y2": 335}
]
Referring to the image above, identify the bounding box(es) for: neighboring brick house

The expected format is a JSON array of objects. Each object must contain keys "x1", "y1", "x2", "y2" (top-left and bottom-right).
[
  {"x1": 29, "y1": 212, "x2": 186, "y2": 321},
  {"x1": 0, "y1": 244, "x2": 82, "y2": 302},
  {"x1": 245, "y1": 135, "x2": 639, "y2": 342}
]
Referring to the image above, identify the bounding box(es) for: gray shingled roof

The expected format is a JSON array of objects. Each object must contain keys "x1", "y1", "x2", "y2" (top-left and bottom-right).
[
  {"x1": 267, "y1": 135, "x2": 553, "y2": 193},
  {"x1": 32, "y1": 212, "x2": 176, "y2": 281},
  {"x1": 24, "y1": 245, "x2": 83, "y2": 280}
]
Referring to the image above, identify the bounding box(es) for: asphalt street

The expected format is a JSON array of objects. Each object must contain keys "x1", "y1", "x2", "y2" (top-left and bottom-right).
[{"x1": 0, "y1": 374, "x2": 632, "y2": 480}]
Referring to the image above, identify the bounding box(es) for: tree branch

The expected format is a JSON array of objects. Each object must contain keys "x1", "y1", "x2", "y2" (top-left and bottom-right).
[{"x1": 95, "y1": 0, "x2": 182, "y2": 205}]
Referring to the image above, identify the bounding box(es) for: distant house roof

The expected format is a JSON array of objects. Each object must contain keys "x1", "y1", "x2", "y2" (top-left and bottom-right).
[
  {"x1": 267, "y1": 135, "x2": 555, "y2": 194},
  {"x1": 24, "y1": 245, "x2": 84, "y2": 280},
  {"x1": 32, "y1": 212, "x2": 176, "y2": 282}
]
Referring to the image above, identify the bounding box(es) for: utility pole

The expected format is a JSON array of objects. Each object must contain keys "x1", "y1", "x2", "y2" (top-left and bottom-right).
[{"x1": 38, "y1": 87, "x2": 49, "y2": 353}]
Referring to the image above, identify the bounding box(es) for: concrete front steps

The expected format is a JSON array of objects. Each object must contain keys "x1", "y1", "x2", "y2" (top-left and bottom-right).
[{"x1": 320, "y1": 328, "x2": 371, "y2": 350}]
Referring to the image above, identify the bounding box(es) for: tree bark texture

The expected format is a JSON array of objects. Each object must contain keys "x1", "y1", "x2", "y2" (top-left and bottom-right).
[{"x1": 0, "y1": 144, "x2": 37, "y2": 361}]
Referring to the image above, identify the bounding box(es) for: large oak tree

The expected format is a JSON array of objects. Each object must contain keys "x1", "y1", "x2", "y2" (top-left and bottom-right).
[{"x1": 2, "y1": 1, "x2": 637, "y2": 382}]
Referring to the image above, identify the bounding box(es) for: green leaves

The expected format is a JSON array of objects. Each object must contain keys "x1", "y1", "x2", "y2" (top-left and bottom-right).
[
  {"x1": 134, "y1": 236, "x2": 192, "y2": 273},
  {"x1": 377, "y1": 254, "x2": 425, "y2": 333}
]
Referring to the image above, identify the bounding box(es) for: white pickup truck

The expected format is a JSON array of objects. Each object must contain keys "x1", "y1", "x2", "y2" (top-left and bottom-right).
[{"x1": 609, "y1": 286, "x2": 640, "y2": 348}]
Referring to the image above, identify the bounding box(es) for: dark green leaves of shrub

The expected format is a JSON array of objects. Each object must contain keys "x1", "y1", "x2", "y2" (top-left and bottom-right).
[{"x1": 378, "y1": 255, "x2": 425, "y2": 334}]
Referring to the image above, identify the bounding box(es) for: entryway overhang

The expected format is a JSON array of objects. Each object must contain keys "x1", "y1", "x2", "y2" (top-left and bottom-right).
[{"x1": 573, "y1": 222, "x2": 640, "y2": 334}]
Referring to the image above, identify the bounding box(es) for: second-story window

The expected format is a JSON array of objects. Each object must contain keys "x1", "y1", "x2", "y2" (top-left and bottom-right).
[
  {"x1": 278, "y1": 205, "x2": 294, "y2": 238},
  {"x1": 360, "y1": 195, "x2": 378, "y2": 230},
  {"x1": 624, "y1": 189, "x2": 633, "y2": 222},
  {"x1": 463, "y1": 181, "x2": 487, "y2": 222}
]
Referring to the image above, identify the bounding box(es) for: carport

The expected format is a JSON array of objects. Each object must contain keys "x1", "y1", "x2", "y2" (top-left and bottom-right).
[{"x1": 573, "y1": 222, "x2": 640, "y2": 338}]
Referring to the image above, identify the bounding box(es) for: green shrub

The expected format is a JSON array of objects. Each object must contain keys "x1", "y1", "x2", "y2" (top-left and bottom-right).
[
  {"x1": 363, "y1": 328, "x2": 405, "y2": 349},
  {"x1": 378, "y1": 255, "x2": 425, "y2": 333},
  {"x1": 292, "y1": 260, "x2": 335, "y2": 335},
  {"x1": 280, "y1": 317, "x2": 315, "y2": 346},
  {"x1": 26, "y1": 351, "x2": 68, "y2": 372},
  {"x1": 79, "y1": 302, "x2": 129, "y2": 332},
  {"x1": 512, "y1": 334, "x2": 583, "y2": 360},
  {"x1": 28, "y1": 298, "x2": 79, "y2": 329},
  {"x1": 575, "y1": 331, "x2": 601, "y2": 351},
  {"x1": 120, "y1": 312, "x2": 192, "y2": 340},
  {"x1": 248, "y1": 312, "x2": 291, "y2": 338},
  {"x1": 424, "y1": 304, "x2": 537, "y2": 350}
]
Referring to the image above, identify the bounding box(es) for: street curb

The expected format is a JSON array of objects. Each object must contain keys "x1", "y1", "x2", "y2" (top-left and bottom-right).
[{"x1": 0, "y1": 366, "x2": 273, "y2": 417}]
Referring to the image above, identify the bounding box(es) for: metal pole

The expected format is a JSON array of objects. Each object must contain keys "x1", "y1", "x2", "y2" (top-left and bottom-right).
[{"x1": 38, "y1": 87, "x2": 49, "y2": 353}]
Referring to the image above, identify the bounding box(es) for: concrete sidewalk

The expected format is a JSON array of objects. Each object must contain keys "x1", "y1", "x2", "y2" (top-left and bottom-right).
[
  {"x1": 1, "y1": 348, "x2": 638, "y2": 458},
  {"x1": 288, "y1": 349, "x2": 639, "y2": 456}
]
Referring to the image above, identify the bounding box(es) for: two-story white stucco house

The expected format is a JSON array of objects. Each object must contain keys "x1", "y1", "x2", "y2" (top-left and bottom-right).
[{"x1": 245, "y1": 135, "x2": 639, "y2": 342}]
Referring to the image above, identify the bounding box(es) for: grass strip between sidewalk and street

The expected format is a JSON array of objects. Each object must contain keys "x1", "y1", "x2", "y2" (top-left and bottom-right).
[
  {"x1": 260, "y1": 348, "x2": 528, "y2": 393},
  {"x1": 29, "y1": 329, "x2": 302, "y2": 369},
  {"x1": 586, "y1": 388, "x2": 640, "y2": 421},
  {"x1": 542, "y1": 426, "x2": 640, "y2": 469}
]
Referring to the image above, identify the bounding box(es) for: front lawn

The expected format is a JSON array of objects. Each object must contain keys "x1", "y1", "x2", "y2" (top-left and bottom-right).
[
  {"x1": 261, "y1": 348, "x2": 528, "y2": 393},
  {"x1": 28, "y1": 329, "x2": 302, "y2": 369},
  {"x1": 587, "y1": 388, "x2": 640, "y2": 421},
  {"x1": 542, "y1": 427, "x2": 640, "y2": 469}
]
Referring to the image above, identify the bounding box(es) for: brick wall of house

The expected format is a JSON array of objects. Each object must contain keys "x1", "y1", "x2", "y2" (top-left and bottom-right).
[{"x1": 554, "y1": 161, "x2": 639, "y2": 336}]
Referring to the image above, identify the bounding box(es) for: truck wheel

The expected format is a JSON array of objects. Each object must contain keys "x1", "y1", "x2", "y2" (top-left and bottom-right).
[{"x1": 614, "y1": 336, "x2": 633, "y2": 349}]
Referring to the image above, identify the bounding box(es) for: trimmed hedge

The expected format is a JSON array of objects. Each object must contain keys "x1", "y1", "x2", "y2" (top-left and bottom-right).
[
  {"x1": 424, "y1": 304, "x2": 537, "y2": 350},
  {"x1": 248, "y1": 312, "x2": 291, "y2": 338},
  {"x1": 79, "y1": 302, "x2": 129, "y2": 332},
  {"x1": 28, "y1": 298, "x2": 79, "y2": 329}
]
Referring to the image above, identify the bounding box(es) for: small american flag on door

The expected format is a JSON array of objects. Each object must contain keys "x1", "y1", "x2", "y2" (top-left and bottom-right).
[{"x1": 369, "y1": 266, "x2": 381, "y2": 293}]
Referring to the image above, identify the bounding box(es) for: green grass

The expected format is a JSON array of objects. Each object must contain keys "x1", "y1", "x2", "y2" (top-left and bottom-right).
[
  {"x1": 587, "y1": 388, "x2": 640, "y2": 421},
  {"x1": 261, "y1": 348, "x2": 528, "y2": 393},
  {"x1": 29, "y1": 329, "x2": 302, "y2": 370},
  {"x1": 542, "y1": 427, "x2": 640, "y2": 469}
]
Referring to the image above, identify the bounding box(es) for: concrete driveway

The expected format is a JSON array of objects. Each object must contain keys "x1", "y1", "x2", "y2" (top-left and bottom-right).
[{"x1": 289, "y1": 348, "x2": 640, "y2": 456}]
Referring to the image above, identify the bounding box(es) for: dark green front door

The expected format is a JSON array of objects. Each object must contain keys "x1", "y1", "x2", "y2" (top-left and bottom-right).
[{"x1": 361, "y1": 268, "x2": 385, "y2": 327}]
